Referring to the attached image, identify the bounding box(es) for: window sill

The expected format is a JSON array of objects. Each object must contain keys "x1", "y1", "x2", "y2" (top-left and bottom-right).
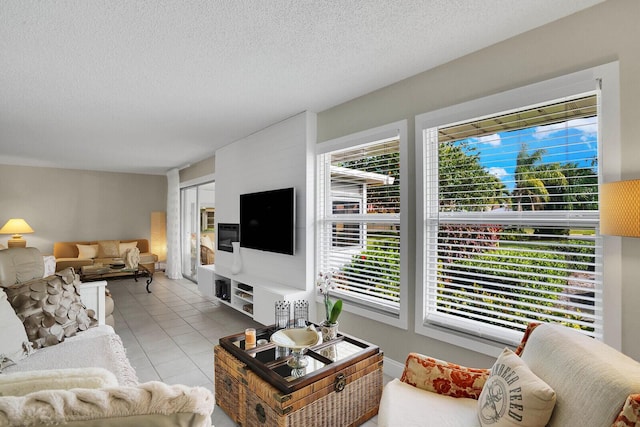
[
  {"x1": 316, "y1": 295, "x2": 408, "y2": 330},
  {"x1": 415, "y1": 321, "x2": 508, "y2": 358}
]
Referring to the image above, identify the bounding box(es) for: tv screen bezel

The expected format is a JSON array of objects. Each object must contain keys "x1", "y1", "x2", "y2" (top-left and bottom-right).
[{"x1": 239, "y1": 187, "x2": 296, "y2": 255}]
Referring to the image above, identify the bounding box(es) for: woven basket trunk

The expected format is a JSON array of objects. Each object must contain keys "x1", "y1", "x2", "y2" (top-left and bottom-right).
[
  {"x1": 214, "y1": 345, "x2": 248, "y2": 425},
  {"x1": 214, "y1": 345, "x2": 383, "y2": 427}
]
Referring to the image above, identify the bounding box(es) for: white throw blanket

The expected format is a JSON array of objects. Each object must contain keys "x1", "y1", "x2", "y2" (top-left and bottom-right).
[
  {"x1": 0, "y1": 381, "x2": 215, "y2": 427},
  {"x1": 3, "y1": 326, "x2": 138, "y2": 386}
]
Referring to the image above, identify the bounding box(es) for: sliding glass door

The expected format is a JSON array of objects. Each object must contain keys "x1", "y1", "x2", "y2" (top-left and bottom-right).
[
  {"x1": 180, "y1": 182, "x2": 216, "y2": 282},
  {"x1": 181, "y1": 186, "x2": 198, "y2": 281}
]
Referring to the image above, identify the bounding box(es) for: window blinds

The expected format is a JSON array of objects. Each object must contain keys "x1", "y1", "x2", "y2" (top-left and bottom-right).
[
  {"x1": 424, "y1": 94, "x2": 602, "y2": 344},
  {"x1": 318, "y1": 138, "x2": 401, "y2": 315}
]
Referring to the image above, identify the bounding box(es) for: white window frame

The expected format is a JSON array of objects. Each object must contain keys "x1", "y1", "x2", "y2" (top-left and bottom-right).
[
  {"x1": 415, "y1": 62, "x2": 621, "y2": 356},
  {"x1": 316, "y1": 120, "x2": 408, "y2": 329}
]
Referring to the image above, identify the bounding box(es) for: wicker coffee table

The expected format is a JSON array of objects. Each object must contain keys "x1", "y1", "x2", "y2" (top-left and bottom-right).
[{"x1": 215, "y1": 324, "x2": 383, "y2": 427}]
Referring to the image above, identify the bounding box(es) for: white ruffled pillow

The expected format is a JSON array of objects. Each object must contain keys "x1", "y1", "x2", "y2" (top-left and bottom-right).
[{"x1": 0, "y1": 367, "x2": 118, "y2": 396}]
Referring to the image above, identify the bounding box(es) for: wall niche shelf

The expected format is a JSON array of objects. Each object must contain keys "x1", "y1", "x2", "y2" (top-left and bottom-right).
[{"x1": 197, "y1": 264, "x2": 309, "y2": 325}]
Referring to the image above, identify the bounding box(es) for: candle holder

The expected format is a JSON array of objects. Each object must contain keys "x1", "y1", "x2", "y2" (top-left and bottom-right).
[
  {"x1": 245, "y1": 328, "x2": 256, "y2": 349},
  {"x1": 293, "y1": 300, "x2": 309, "y2": 328},
  {"x1": 275, "y1": 301, "x2": 291, "y2": 330}
]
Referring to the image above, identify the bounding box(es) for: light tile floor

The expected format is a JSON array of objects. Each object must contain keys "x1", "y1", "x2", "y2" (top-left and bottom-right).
[{"x1": 110, "y1": 272, "x2": 382, "y2": 426}]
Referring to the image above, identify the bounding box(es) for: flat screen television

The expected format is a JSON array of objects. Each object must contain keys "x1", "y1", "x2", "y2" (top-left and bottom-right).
[{"x1": 240, "y1": 187, "x2": 295, "y2": 255}]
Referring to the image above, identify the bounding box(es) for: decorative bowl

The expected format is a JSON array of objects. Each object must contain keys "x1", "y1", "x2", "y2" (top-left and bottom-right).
[
  {"x1": 271, "y1": 326, "x2": 320, "y2": 369},
  {"x1": 270, "y1": 327, "x2": 320, "y2": 350}
]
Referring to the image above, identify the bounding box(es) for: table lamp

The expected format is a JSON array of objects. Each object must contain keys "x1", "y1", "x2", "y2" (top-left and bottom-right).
[{"x1": 0, "y1": 218, "x2": 34, "y2": 247}]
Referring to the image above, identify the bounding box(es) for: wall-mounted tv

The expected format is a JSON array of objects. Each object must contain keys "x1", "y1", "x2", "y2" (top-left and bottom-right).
[{"x1": 240, "y1": 187, "x2": 295, "y2": 255}]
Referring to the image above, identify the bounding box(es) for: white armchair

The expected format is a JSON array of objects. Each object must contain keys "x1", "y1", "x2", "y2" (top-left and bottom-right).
[{"x1": 378, "y1": 323, "x2": 640, "y2": 427}]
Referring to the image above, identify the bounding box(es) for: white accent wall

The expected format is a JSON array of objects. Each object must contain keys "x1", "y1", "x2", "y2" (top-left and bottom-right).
[{"x1": 214, "y1": 112, "x2": 317, "y2": 298}]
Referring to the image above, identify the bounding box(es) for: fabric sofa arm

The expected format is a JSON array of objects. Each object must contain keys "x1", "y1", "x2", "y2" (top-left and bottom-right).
[
  {"x1": 400, "y1": 352, "x2": 490, "y2": 399},
  {"x1": 0, "y1": 381, "x2": 215, "y2": 427}
]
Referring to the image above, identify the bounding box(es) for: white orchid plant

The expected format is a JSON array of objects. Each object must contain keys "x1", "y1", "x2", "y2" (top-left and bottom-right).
[{"x1": 316, "y1": 270, "x2": 342, "y2": 325}]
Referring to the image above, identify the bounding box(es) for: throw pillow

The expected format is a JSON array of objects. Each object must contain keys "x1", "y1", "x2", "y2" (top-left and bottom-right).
[
  {"x1": 119, "y1": 241, "x2": 138, "y2": 257},
  {"x1": 478, "y1": 348, "x2": 556, "y2": 427},
  {"x1": 0, "y1": 367, "x2": 118, "y2": 396},
  {"x1": 0, "y1": 290, "x2": 33, "y2": 371},
  {"x1": 401, "y1": 352, "x2": 489, "y2": 399},
  {"x1": 3, "y1": 268, "x2": 97, "y2": 349},
  {"x1": 97, "y1": 240, "x2": 120, "y2": 258},
  {"x1": 76, "y1": 244, "x2": 98, "y2": 259}
]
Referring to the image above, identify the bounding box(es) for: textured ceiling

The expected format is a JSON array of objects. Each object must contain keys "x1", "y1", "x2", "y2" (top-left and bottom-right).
[{"x1": 0, "y1": 0, "x2": 603, "y2": 175}]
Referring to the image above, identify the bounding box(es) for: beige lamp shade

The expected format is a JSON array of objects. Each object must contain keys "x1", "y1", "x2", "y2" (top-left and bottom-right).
[
  {"x1": 151, "y1": 211, "x2": 167, "y2": 262},
  {"x1": 0, "y1": 218, "x2": 35, "y2": 247},
  {"x1": 600, "y1": 180, "x2": 640, "y2": 237}
]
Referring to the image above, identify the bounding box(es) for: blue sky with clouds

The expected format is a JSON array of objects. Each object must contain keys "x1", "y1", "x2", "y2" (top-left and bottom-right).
[{"x1": 460, "y1": 116, "x2": 598, "y2": 191}]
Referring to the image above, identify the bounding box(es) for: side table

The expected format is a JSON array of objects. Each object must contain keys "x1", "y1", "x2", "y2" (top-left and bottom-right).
[{"x1": 77, "y1": 280, "x2": 107, "y2": 325}]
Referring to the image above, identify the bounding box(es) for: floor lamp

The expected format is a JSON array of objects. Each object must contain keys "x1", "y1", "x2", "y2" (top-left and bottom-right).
[{"x1": 151, "y1": 211, "x2": 167, "y2": 270}]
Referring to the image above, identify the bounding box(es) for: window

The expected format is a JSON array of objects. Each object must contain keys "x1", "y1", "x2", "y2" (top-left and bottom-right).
[
  {"x1": 317, "y1": 121, "x2": 407, "y2": 328},
  {"x1": 416, "y1": 63, "x2": 621, "y2": 351}
]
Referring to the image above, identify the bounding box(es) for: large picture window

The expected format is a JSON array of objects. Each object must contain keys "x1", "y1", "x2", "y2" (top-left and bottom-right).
[
  {"x1": 416, "y1": 63, "x2": 620, "y2": 350},
  {"x1": 317, "y1": 122, "x2": 407, "y2": 327}
]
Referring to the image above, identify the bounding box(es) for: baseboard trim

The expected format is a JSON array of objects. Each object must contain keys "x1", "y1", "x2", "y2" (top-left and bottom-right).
[{"x1": 383, "y1": 356, "x2": 404, "y2": 379}]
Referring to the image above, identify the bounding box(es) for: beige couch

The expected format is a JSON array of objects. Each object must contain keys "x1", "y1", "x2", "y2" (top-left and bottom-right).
[
  {"x1": 0, "y1": 248, "x2": 214, "y2": 426},
  {"x1": 54, "y1": 239, "x2": 158, "y2": 275},
  {"x1": 378, "y1": 322, "x2": 640, "y2": 427}
]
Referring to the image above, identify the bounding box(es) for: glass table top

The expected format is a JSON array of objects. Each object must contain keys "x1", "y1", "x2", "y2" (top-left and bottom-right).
[{"x1": 220, "y1": 323, "x2": 380, "y2": 393}]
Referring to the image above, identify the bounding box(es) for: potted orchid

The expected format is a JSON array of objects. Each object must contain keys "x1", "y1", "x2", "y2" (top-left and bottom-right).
[{"x1": 316, "y1": 270, "x2": 342, "y2": 341}]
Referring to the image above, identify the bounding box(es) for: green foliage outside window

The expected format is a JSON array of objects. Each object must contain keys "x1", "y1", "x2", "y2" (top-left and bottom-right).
[
  {"x1": 439, "y1": 247, "x2": 593, "y2": 332},
  {"x1": 341, "y1": 235, "x2": 400, "y2": 301}
]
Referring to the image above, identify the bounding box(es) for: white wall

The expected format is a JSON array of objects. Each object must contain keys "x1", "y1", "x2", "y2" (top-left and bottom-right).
[{"x1": 214, "y1": 112, "x2": 317, "y2": 295}]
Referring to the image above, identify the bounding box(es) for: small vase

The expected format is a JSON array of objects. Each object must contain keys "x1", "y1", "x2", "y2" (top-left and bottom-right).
[
  {"x1": 321, "y1": 321, "x2": 339, "y2": 342},
  {"x1": 231, "y1": 241, "x2": 242, "y2": 274}
]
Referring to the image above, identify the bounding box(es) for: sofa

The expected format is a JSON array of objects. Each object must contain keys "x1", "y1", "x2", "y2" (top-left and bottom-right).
[
  {"x1": 53, "y1": 239, "x2": 158, "y2": 275},
  {"x1": 0, "y1": 247, "x2": 215, "y2": 426},
  {"x1": 378, "y1": 322, "x2": 640, "y2": 427}
]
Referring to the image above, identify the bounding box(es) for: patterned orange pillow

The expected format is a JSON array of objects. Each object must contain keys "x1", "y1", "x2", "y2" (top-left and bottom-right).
[
  {"x1": 613, "y1": 394, "x2": 640, "y2": 427},
  {"x1": 514, "y1": 322, "x2": 542, "y2": 356},
  {"x1": 400, "y1": 352, "x2": 490, "y2": 399}
]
